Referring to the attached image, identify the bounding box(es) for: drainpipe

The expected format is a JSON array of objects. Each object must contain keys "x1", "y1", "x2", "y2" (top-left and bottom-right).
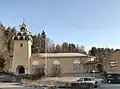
[{"x1": 25, "y1": 64, "x2": 28, "y2": 74}]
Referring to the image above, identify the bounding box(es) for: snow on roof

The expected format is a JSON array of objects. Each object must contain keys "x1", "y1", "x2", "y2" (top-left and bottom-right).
[{"x1": 32, "y1": 53, "x2": 88, "y2": 58}]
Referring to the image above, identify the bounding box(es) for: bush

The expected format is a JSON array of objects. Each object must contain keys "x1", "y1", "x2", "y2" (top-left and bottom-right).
[
  {"x1": 0, "y1": 55, "x2": 6, "y2": 72},
  {"x1": 20, "y1": 73, "x2": 42, "y2": 80},
  {"x1": 0, "y1": 71, "x2": 9, "y2": 75}
]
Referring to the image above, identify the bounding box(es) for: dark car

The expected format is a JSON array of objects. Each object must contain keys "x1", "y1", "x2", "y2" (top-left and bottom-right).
[{"x1": 105, "y1": 73, "x2": 120, "y2": 84}]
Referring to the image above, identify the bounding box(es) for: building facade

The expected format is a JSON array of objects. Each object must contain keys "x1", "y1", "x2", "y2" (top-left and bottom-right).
[
  {"x1": 11, "y1": 23, "x2": 92, "y2": 76},
  {"x1": 104, "y1": 51, "x2": 120, "y2": 73},
  {"x1": 31, "y1": 53, "x2": 91, "y2": 75},
  {"x1": 12, "y1": 23, "x2": 32, "y2": 74},
  {"x1": 86, "y1": 51, "x2": 120, "y2": 74}
]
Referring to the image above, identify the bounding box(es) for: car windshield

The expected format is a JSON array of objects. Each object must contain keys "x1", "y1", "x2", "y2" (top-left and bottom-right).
[
  {"x1": 84, "y1": 78, "x2": 91, "y2": 81},
  {"x1": 107, "y1": 74, "x2": 120, "y2": 78},
  {"x1": 107, "y1": 74, "x2": 113, "y2": 78},
  {"x1": 79, "y1": 78, "x2": 83, "y2": 81}
]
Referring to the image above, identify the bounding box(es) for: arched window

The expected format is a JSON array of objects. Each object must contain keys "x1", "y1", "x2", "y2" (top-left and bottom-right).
[
  {"x1": 53, "y1": 60, "x2": 60, "y2": 65},
  {"x1": 25, "y1": 36, "x2": 29, "y2": 40},
  {"x1": 14, "y1": 36, "x2": 18, "y2": 40},
  {"x1": 52, "y1": 60, "x2": 60, "y2": 70},
  {"x1": 17, "y1": 32, "x2": 22, "y2": 36},
  {"x1": 73, "y1": 60, "x2": 81, "y2": 69},
  {"x1": 20, "y1": 27, "x2": 26, "y2": 32},
  {"x1": 23, "y1": 32, "x2": 27, "y2": 36},
  {"x1": 32, "y1": 61, "x2": 39, "y2": 69},
  {"x1": 19, "y1": 36, "x2": 23, "y2": 40},
  {"x1": 32, "y1": 61, "x2": 40, "y2": 74}
]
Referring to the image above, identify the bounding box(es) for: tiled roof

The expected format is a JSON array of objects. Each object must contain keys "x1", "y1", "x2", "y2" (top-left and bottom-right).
[{"x1": 32, "y1": 53, "x2": 88, "y2": 58}]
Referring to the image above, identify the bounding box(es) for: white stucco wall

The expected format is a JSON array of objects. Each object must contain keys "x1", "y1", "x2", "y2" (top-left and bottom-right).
[{"x1": 11, "y1": 40, "x2": 32, "y2": 74}]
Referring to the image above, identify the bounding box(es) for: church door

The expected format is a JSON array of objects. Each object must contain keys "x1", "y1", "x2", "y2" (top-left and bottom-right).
[{"x1": 17, "y1": 65, "x2": 25, "y2": 74}]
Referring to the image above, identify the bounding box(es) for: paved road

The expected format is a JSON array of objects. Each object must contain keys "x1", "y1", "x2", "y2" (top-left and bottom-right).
[
  {"x1": 1, "y1": 84, "x2": 120, "y2": 89},
  {"x1": 97, "y1": 84, "x2": 120, "y2": 89}
]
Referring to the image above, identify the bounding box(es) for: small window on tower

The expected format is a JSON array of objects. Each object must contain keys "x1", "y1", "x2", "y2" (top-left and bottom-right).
[
  {"x1": 20, "y1": 43, "x2": 23, "y2": 47},
  {"x1": 20, "y1": 27, "x2": 26, "y2": 32}
]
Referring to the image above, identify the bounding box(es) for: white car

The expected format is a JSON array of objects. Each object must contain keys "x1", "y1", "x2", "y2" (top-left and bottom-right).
[{"x1": 72, "y1": 77, "x2": 101, "y2": 88}]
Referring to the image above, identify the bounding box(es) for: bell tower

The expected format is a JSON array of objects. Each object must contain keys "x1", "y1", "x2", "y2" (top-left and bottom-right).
[{"x1": 11, "y1": 23, "x2": 32, "y2": 74}]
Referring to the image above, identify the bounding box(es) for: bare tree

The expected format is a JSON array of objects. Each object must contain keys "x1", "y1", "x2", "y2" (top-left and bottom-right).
[
  {"x1": 46, "y1": 38, "x2": 55, "y2": 52},
  {"x1": 80, "y1": 45, "x2": 85, "y2": 51}
]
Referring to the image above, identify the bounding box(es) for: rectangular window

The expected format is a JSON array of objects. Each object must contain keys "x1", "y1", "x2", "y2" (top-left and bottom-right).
[
  {"x1": 20, "y1": 43, "x2": 23, "y2": 47},
  {"x1": 109, "y1": 60, "x2": 118, "y2": 67}
]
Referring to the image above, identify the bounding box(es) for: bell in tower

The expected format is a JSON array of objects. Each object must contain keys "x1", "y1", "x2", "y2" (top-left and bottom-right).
[
  {"x1": 13, "y1": 22, "x2": 32, "y2": 41},
  {"x1": 20, "y1": 23, "x2": 27, "y2": 32}
]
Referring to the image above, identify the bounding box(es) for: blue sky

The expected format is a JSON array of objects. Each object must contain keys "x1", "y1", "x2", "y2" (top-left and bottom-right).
[{"x1": 0, "y1": 0, "x2": 120, "y2": 51}]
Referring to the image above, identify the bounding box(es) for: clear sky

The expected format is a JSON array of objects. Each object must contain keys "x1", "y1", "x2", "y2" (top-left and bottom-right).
[{"x1": 0, "y1": 0, "x2": 120, "y2": 51}]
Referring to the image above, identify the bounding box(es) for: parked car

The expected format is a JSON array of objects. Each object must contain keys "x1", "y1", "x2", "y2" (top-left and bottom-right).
[
  {"x1": 105, "y1": 73, "x2": 120, "y2": 84},
  {"x1": 71, "y1": 77, "x2": 100, "y2": 88}
]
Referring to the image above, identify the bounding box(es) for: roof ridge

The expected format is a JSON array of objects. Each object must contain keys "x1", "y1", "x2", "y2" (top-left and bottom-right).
[
  {"x1": 32, "y1": 53, "x2": 88, "y2": 58},
  {"x1": 34, "y1": 53, "x2": 85, "y2": 54}
]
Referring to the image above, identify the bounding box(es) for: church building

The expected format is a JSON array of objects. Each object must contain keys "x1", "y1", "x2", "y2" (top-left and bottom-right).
[{"x1": 11, "y1": 23, "x2": 93, "y2": 76}]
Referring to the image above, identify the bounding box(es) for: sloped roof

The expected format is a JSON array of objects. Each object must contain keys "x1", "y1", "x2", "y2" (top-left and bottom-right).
[{"x1": 32, "y1": 53, "x2": 88, "y2": 58}]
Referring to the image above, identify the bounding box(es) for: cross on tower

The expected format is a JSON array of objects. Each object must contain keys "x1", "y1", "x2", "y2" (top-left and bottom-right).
[{"x1": 22, "y1": 18, "x2": 25, "y2": 24}]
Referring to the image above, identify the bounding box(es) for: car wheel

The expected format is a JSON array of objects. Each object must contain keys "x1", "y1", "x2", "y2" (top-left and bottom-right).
[
  {"x1": 107, "y1": 80, "x2": 111, "y2": 84},
  {"x1": 94, "y1": 85, "x2": 98, "y2": 88}
]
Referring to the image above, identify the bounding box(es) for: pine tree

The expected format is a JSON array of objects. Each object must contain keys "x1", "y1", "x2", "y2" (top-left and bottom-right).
[{"x1": 40, "y1": 30, "x2": 46, "y2": 53}]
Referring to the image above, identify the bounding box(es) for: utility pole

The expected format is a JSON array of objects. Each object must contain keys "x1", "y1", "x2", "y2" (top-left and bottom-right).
[
  {"x1": 45, "y1": 38, "x2": 48, "y2": 76},
  {"x1": 43, "y1": 23, "x2": 48, "y2": 76}
]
